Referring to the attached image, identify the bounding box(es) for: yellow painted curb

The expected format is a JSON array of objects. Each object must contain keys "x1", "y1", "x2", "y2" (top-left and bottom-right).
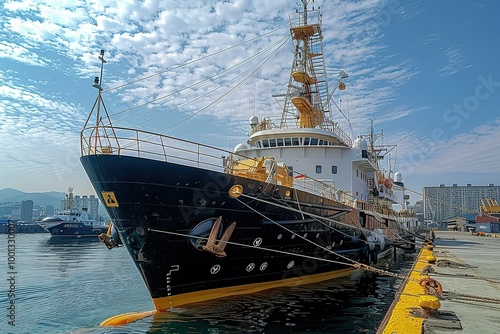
[{"x1": 380, "y1": 248, "x2": 434, "y2": 334}]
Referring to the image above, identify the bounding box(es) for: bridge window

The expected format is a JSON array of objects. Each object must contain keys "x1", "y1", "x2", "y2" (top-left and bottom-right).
[
  {"x1": 331, "y1": 166, "x2": 338, "y2": 174},
  {"x1": 292, "y1": 137, "x2": 300, "y2": 145},
  {"x1": 304, "y1": 137, "x2": 310, "y2": 145},
  {"x1": 311, "y1": 138, "x2": 318, "y2": 145},
  {"x1": 277, "y1": 138, "x2": 284, "y2": 146},
  {"x1": 262, "y1": 139, "x2": 269, "y2": 147},
  {"x1": 270, "y1": 139, "x2": 276, "y2": 147},
  {"x1": 285, "y1": 138, "x2": 291, "y2": 146},
  {"x1": 319, "y1": 139, "x2": 324, "y2": 145}
]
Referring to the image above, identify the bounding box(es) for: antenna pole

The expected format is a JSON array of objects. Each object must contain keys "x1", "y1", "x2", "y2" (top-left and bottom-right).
[{"x1": 91, "y1": 50, "x2": 107, "y2": 145}]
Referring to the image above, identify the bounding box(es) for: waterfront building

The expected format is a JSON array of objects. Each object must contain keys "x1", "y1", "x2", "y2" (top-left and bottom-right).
[
  {"x1": 88, "y1": 195, "x2": 99, "y2": 220},
  {"x1": 423, "y1": 184, "x2": 500, "y2": 223},
  {"x1": 45, "y1": 205, "x2": 55, "y2": 216},
  {"x1": 20, "y1": 200, "x2": 34, "y2": 222},
  {"x1": 60, "y1": 190, "x2": 99, "y2": 218}
]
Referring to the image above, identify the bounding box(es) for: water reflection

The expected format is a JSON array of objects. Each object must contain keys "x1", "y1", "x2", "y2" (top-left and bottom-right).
[
  {"x1": 35, "y1": 236, "x2": 103, "y2": 276},
  {"x1": 141, "y1": 252, "x2": 415, "y2": 334},
  {"x1": 0, "y1": 234, "x2": 416, "y2": 334}
]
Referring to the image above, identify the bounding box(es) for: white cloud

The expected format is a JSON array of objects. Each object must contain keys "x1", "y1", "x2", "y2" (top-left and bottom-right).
[
  {"x1": 0, "y1": 41, "x2": 49, "y2": 66},
  {"x1": 0, "y1": 0, "x2": 498, "y2": 193},
  {"x1": 438, "y1": 46, "x2": 472, "y2": 79},
  {"x1": 390, "y1": 118, "x2": 500, "y2": 180}
]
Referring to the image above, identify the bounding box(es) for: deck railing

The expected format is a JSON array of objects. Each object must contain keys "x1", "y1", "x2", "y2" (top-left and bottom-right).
[{"x1": 80, "y1": 126, "x2": 347, "y2": 202}]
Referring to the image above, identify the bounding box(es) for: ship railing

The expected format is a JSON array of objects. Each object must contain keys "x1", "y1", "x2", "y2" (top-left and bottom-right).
[
  {"x1": 81, "y1": 125, "x2": 349, "y2": 201},
  {"x1": 276, "y1": 115, "x2": 353, "y2": 147},
  {"x1": 321, "y1": 120, "x2": 353, "y2": 147},
  {"x1": 81, "y1": 125, "x2": 235, "y2": 172},
  {"x1": 348, "y1": 198, "x2": 387, "y2": 223},
  {"x1": 289, "y1": 8, "x2": 321, "y2": 31},
  {"x1": 291, "y1": 176, "x2": 338, "y2": 201}
]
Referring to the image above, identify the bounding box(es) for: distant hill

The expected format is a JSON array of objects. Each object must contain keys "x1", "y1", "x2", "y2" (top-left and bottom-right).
[{"x1": 0, "y1": 188, "x2": 65, "y2": 207}]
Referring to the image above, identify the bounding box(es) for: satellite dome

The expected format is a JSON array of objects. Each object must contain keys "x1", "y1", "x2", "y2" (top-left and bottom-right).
[
  {"x1": 394, "y1": 172, "x2": 402, "y2": 183},
  {"x1": 352, "y1": 136, "x2": 368, "y2": 150},
  {"x1": 234, "y1": 143, "x2": 248, "y2": 153},
  {"x1": 249, "y1": 116, "x2": 259, "y2": 126}
]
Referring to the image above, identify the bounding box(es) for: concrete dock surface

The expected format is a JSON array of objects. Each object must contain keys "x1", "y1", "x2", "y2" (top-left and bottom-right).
[
  {"x1": 427, "y1": 231, "x2": 500, "y2": 333},
  {"x1": 378, "y1": 231, "x2": 500, "y2": 334}
]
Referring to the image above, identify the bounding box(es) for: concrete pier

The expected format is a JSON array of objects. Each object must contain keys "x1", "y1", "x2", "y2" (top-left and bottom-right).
[{"x1": 378, "y1": 231, "x2": 500, "y2": 333}]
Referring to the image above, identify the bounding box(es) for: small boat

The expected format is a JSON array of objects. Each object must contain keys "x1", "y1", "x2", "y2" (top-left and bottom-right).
[
  {"x1": 37, "y1": 188, "x2": 108, "y2": 238},
  {"x1": 79, "y1": 0, "x2": 418, "y2": 322}
]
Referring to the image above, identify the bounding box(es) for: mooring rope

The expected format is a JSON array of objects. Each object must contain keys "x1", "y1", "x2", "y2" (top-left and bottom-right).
[
  {"x1": 236, "y1": 192, "x2": 373, "y2": 243},
  {"x1": 233, "y1": 196, "x2": 359, "y2": 265},
  {"x1": 148, "y1": 227, "x2": 355, "y2": 267}
]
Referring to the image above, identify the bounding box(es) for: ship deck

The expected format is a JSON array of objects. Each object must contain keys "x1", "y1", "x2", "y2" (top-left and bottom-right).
[{"x1": 378, "y1": 231, "x2": 500, "y2": 333}]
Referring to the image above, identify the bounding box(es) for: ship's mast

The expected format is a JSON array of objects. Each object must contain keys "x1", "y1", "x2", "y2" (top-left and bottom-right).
[
  {"x1": 92, "y1": 49, "x2": 107, "y2": 129},
  {"x1": 367, "y1": 118, "x2": 397, "y2": 176},
  {"x1": 275, "y1": 1, "x2": 350, "y2": 144},
  {"x1": 81, "y1": 50, "x2": 120, "y2": 156}
]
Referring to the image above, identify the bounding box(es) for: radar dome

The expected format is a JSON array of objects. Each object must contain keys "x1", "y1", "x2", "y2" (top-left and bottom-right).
[
  {"x1": 234, "y1": 143, "x2": 248, "y2": 153},
  {"x1": 352, "y1": 136, "x2": 368, "y2": 150},
  {"x1": 394, "y1": 172, "x2": 402, "y2": 183},
  {"x1": 249, "y1": 116, "x2": 259, "y2": 126}
]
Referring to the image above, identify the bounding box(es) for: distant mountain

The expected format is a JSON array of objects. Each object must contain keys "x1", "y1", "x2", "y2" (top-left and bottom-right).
[
  {"x1": 0, "y1": 188, "x2": 109, "y2": 220},
  {"x1": 0, "y1": 188, "x2": 65, "y2": 207},
  {"x1": 0, "y1": 188, "x2": 24, "y2": 198}
]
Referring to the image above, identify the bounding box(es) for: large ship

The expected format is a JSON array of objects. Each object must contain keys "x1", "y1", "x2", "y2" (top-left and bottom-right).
[
  {"x1": 80, "y1": 1, "x2": 417, "y2": 323},
  {"x1": 37, "y1": 188, "x2": 108, "y2": 237}
]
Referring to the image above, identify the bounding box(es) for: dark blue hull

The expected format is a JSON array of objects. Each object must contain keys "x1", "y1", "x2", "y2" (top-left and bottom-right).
[{"x1": 47, "y1": 222, "x2": 108, "y2": 237}]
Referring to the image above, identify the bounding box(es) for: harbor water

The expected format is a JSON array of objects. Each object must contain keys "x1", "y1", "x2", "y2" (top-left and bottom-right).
[{"x1": 1, "y1": 234, "x2": 416, "y2": 334}]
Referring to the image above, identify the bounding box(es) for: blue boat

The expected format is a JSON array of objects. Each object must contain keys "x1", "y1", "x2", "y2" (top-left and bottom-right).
[
  {"x1": 37, "y1": 188, "x2": 108, "y2": 238},
  {"x1": 37, "y1": 211, "x2": 108, "y2": 238}
]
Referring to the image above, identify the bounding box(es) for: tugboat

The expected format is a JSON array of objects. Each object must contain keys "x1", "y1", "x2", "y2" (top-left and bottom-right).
[
  {"x1": 80, "y1": 0, "x2": 417, "y2": 322},
  {"x1": 37, "y1": 188, "x2": 108, "y2": 238}
]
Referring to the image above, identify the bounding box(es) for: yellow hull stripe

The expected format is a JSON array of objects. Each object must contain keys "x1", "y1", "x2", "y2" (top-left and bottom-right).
[
  {"x1": 153, "y1": 267, "x2": 354, "y2": 311},
  {"x1": 100, "y1": 268, "x2": 354, "y2": 326},
  {"x1": 100, "y1": 310, "x2": 156, "y2": 326}
]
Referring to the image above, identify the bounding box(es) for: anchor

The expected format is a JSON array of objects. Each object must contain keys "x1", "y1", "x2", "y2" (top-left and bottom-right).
[
  {"x1": 202, "y1": 216, "x2": 236, "y2": 257},
  {"x1": 98, "y1": 223, "x2": 121, "y2": 250}
]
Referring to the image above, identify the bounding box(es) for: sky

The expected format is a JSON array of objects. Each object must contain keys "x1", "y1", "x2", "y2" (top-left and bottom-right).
[{"x1": 0, "y1": 0, "x2": 499, "y2": 204}]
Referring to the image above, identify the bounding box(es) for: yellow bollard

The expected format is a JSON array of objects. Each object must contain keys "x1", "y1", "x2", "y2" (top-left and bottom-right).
[{"x1": 419, "y1": 295, "x2": 440, "y2": 318}]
